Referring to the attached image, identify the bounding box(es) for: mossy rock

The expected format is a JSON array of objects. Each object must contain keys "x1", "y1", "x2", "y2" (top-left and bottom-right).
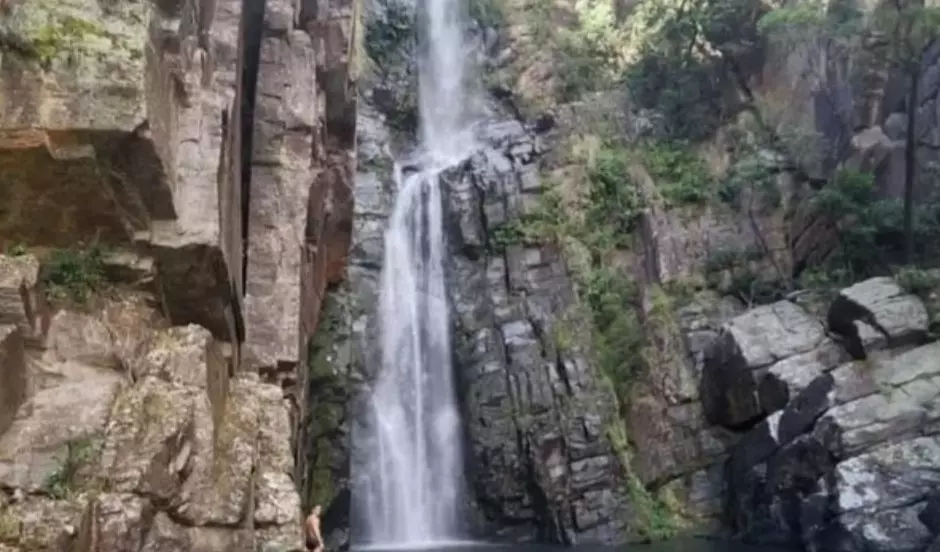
[{"x1": 0, "y1": 0, "x2": 148, "y2": 84}]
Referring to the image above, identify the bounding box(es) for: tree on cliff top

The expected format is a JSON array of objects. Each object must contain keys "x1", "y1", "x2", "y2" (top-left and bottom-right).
[
  {"x1": 760, "y1": 0, "x2": 940, "y2": 263},
  {"x1": 625, "y1": 0, "x2": 769, "y2": 140}
]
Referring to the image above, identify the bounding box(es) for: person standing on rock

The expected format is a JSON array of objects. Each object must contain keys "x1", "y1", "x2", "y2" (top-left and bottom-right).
[{"x1": 305, "y1": 505, "x2": 325, "y2": 552}]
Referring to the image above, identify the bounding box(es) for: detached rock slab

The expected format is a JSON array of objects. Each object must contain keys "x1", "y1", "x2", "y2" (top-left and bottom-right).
[
  {"x1": 97, "y1": 376, "x2": 204, "y2": 500},
  {"x1": 727, "y1": 341, "x2": 940, "y2": 551},
  {"x1": 701, "y1": 301, "x2": 831, "y2": 428},
  {"x1": 129, "y1": 325, "x2": 223, "y2": 390}
]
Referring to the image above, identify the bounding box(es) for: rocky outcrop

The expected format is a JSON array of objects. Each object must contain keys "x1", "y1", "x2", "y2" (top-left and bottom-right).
[
  {"x1": 0, "y1": 255, "x2": 301, "y2": 551},
  {"x1": 0, "y1": 0, "x2": 359, "y2": 548},
  {"x1": 713, "y1": 277, "x2": 940, "y2": 551},
  {"x1": 448, "y1": 121, "x2": 631, "y2": 543},
  {"x1": 0, "y1": 0, "x2": 357, "y2": 361}
]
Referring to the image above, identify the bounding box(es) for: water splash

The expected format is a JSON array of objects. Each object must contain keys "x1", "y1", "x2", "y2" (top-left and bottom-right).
[{"x1": 352, "y1": 0, "x2": 479, "y2": 545}]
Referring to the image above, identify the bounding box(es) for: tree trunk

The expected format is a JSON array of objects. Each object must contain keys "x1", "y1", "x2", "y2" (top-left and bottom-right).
[{"x1": 903, "y1": 69, "x2": 919, "y2": 263}]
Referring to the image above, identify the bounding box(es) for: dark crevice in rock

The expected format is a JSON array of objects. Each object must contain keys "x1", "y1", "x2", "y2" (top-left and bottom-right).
[
  {"x1": 219, "y1": 107, "x2": 246, "y2": 343},
  {"x1": 237, "y1": 0, "x2": 266, "y2": 300},
  {"x1": 701, "y1": 332, "x2": 765, "y2": 431}
]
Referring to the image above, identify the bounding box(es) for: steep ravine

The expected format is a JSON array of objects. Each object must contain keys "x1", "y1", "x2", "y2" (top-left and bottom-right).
[
  {"x1": 0, "y1": 0, "x2": 356, "y2": 549},
  {"x1": 326, "y1": 0, "x2": 940, "y2": 549},
  {"x1": 5, "y1": 0, "x2": 940, "y2": 549}
]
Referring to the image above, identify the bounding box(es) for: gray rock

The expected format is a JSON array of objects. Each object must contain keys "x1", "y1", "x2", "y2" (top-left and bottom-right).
[
  {"x1": 829, "y1": 277, "x2": 929, "y2": 356},
  {"x1": 701, "y1": 300, "x2": 832, "y2": 428},
  {"x1": 727, "y1": 340, "x2": 940, "y2": 551}
]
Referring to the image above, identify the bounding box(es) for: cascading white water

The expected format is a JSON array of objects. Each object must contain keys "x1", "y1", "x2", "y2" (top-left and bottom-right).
[{"x1": 353, "y1": 0, "x2": 478, "y2": 546}]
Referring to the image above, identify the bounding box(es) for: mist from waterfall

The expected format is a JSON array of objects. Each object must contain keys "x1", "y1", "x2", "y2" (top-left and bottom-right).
[{"x1": 351, "y1": 0, "x2": 478, "y2": 546}]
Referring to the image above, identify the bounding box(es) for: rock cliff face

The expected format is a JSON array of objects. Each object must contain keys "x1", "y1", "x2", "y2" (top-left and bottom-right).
[
  {"x1": 0, "y1": 0, "x2": 357, "y2": 548},
  {"x1": 343, "y1": 123, "x2": 632, "y2": 545},
  {"x1": 717, "y1": 277, "x2": 940, "y2": 551},
  {"x1": 6, "y1": 0, "x2": 940, "y2": 548},
  {"x1": 446, "y1": 122, "x2": 632, "y2": 543}
]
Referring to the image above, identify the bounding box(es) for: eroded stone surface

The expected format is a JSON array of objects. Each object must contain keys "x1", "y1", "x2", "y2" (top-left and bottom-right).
[
  {"x1": 724, "y1": 288, "x2": 940, "y2": 552},
  {"x1": 0, "y1": 297, "x2": 301, "y2": 551},
  {"x1": 0, "y1": 255, "x2": 41, "y2": 341}
]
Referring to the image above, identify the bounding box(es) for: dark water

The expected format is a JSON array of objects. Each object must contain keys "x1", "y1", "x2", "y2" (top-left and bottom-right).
[{"x1": 352, "y1": 540, "x2": 797, "y2": 552}]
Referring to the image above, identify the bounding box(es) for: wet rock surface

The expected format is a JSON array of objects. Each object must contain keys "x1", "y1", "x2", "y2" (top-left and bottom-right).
[
  {"x1": 342, "y1": 105, "x2": 631, "y2": 543},
  {"x1": 449, "y1": 122, "x2": 630, "y2": 543}
]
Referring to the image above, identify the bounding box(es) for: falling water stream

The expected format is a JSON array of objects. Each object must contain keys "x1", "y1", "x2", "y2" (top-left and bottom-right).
[{"x1": 353, "y1": 0, "x2": 477, "y2": 546}]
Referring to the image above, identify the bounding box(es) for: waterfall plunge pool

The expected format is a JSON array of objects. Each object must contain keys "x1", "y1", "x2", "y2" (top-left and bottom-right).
[{"x1": 350, "y1": 540, "x2": 799, "y2": 552}]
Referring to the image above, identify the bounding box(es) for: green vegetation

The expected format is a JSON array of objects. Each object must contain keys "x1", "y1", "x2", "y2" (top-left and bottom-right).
[
  {"x1": 716, "y1": 152, "x2": 780, "y2": 211},
  {"x1": 30, "y1": 15, "x2": 107, "y2": 66},
  {"x1": 491, "y1": 136, "x2": 685, "y2": 537},
  {"x1": 302, "y1": 296, "x2": 349, "y2": 512},
  {"x1": 625, "y1": 0, "x2": 764, "y2": 141},
  {"x1": 810, "y1": 169, "x2": 940, "y2": 277},
  {"x1": 608, "y1": 423, "x2": 683, "y2": 540},
  {"x1": 760, "y1": 0, "x2": 940, "y2": 263},
  {"x1": 702, "y1": 244, "x2": 788, "y2": 306},
  {"x1": 41, "y1": 246, "x2": 107, "y2": 304},
  {"x1": 520, "y1": 0, "x2": 626, "y2": 101},
  {"x1": 641, "y1": 144, "x2": 714, "y2": 206},
  {"x1": 491, "y1": 143, "x2": 648, "y2": 393},
  {"x1": 362, "y1": 2, "x2": 419, "y2": 132},
  {"x1": 4, "y1": 243, "x2": 28, "y2": 257},
  {"x1": 894, "y1": 266, "x2": 940, "y2": 335},
  {"x1": 42, "y1": 436, "x2": 103, "y2": 499},
  {"x1": 895, "y1": 266, "x2": 940, "y2": 297},
  {"x1": 581, "y1": 266, "x2": 645, "y2": 395},
  {"x1": 486, "y1": 185, "x2": 573, "y2": 251},
  {"x1": 585, "y1": 147, "x2": 643, "y2": 245}
]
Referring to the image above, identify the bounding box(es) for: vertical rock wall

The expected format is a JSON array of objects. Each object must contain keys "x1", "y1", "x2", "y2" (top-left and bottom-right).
[{"x1": 0, "y1": 0, "x2": 358, "y2": 548}]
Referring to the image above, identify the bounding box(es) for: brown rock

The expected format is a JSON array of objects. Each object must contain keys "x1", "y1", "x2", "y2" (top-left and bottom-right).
[
  {"x1": 129, "y1": 325, "x2": 218, "y2": 389},
  {"x1": 173, "y1": 377, "x2": 258, "y2": 526},
  {"x1": 98, "y1": 377, "x2": 201, "y2": 500},
  {"x1": 0, "y1": 368, "x2": 120, "y2": 491},
  {"x1": 74, "y1": 493, "x2": 150, "y2": 552},
  {"x1": 0, "y1": 496, "x2": 85, "y2": 551},
  {"x1": 44, "y1": 311, "x2": 120, "y2": 370},
  {"x1": 139, "y1": 512, "x2": 254, "y2": 552},
  {"x1": 0, "y1": 255, "x2": 42, "y2": 341}
]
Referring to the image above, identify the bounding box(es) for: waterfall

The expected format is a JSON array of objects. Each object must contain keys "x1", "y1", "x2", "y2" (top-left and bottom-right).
[{"x1": 352, "y1": 0, "x2": 478, "y2": 546}]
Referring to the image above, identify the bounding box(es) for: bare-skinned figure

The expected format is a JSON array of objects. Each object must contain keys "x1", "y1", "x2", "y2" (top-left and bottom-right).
[{"x1": 305, "y1": 505, "x2": 324, "y2": 552}]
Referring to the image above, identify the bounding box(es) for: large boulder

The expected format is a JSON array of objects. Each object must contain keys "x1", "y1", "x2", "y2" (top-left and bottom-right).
[
  {"x1": 727, "y1": 340, "x2": 940, "y2": 551},
  {"x1": 700, "y1": 300, "x2": 843, "y2": 429}
]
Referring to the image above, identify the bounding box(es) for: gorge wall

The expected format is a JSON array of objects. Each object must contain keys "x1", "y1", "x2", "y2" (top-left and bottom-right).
[
  {"x1": 4, "y1": 0, "x2": 940, "y2": 549},
  {"x1": 0, "y1": 0, "x2": 356, "y2": 549}
]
